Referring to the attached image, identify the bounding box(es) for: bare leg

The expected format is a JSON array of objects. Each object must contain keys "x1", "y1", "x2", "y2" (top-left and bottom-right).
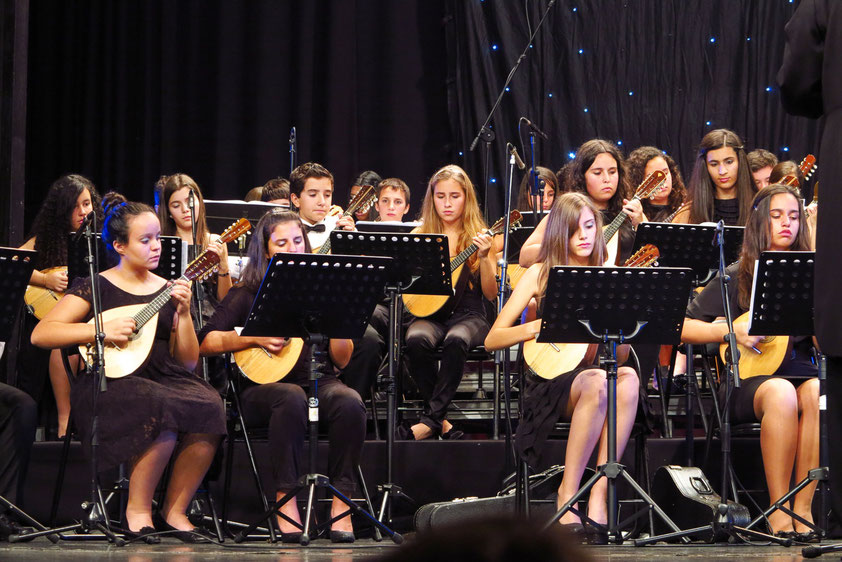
[
  {"x1": 125, "y1": 431, "x2": 178, "y2": 532},
  {"x1": 330, "y1": 496, "x2": 353, "y2": 532},
  {"x1": 587, "y1": 366, "x2": 639, "y2": 525},
  {"x1": 161, "y1": 433, "x2": 221, "y2": 531},
  {"x1": 557, "y1": 369, "x2": 608, "y2": 525},
  {"x1": 793, "y1": 378, "x2": 820, "y2": 533},
  {"x1": 49, "y1": 349, "x2": 76, "y2": 438},
  {"x1": 754, "y1": 378, "x2": 799, "y2": 534},
  {"x1": 275, "y1": 489, "x2": 302, "y2": 534}
]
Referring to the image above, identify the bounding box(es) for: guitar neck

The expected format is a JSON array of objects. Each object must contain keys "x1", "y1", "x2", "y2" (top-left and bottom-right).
[
  {"x1": 603, "y1": 203, "x2": 633, "y2": 243},
  {"x1": 130, "y1": 275, "x2": 184, "y2": 329}
]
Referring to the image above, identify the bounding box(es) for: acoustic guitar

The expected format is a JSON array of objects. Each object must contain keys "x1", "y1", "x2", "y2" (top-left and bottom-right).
[
  {"x1": 603, "y1": 170, "x2": 665, "y2": 265},
  {"x1": 314, "y1": 185, "x2": 376, "y2": 255},
  {"x1": 24, "y1": 266, "x2": 68, "y2": 319},
  {"x1": 402, "y1": 210, "x2": 523, "y2": 318},
  {"x1": 79, "y1": 218, "x2": 251, "y2": 379},
  {"x1": 523, "y1": 244, "x2": 661, "y2": 380}
]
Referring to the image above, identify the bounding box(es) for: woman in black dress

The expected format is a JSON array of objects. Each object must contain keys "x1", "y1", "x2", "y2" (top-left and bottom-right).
[
  {"x1": 673, "y1": 128, "x2": 754, "y2": 226},
  {"x1": 485, "y1": 192, "x2": 639, "y2": 541},
  {"x1": 626, "y1": 146, "x2": 688, "y2": 223},
  {"x1": 32, "y1": 202, "x2": 226, "y2": 542},
  {"x1": 682, "y1": 184, "x2": 818, "y2": 539},
  {"x1": 198, "y1": 209, "x2": 364, "y2": 543}
]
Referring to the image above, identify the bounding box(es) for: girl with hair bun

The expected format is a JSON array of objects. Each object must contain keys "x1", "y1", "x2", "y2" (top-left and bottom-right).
[{"x1": 32, "y1": 201, "x2": 225, "y2": 543}]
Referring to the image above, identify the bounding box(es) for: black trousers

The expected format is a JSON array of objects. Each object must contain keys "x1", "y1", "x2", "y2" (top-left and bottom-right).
[
  {"x1": 239, "y1": 377, "x2": 366, "y2": 495},
  {"x1": 0, "y1": 382, "x2": 37, "y2": 512},
  {"x1": 404, "y1": 311, "x2": 490, "y2": 432},
  {"x1": 826, "y1": 356, "x2": 842, "y2": 528}
]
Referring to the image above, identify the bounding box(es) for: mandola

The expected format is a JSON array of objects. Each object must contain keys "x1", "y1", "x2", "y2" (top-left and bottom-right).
[
  {"x1": 603, "y1": 170, "x2": 665, "y2": 265},
  {"x1": 720, "y1": 312, "x2": 789, "y2": 379},
  {"x1": 523, "y1": 244, "x2": 660, "y2": 380},
  {"x1": 79, "y1": 218, "x2": 251, "y2": 379},
  {"x1": 24, "y1": 266, "x2": 68, "y2": 319},
  {"x1": 314, "y1": 185, "x2": 377, "y2": 255},
  {"x1": 402, "y1": 210, "x2": 523, "y2": 318}
]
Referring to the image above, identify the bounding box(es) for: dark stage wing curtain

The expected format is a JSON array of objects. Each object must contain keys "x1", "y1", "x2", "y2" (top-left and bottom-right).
[
  {"x1": 445, "y1": 0, "x2": 821, "y2": 220},
  {"x1": 23, "y1": 0, "x2": 450, "y2": 233}
]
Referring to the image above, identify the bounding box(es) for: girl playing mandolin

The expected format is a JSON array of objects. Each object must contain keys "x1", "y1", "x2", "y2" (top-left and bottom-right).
[
  {"x1": 19, "y1": 174, "x2": 103, "y2": 439},
  {"x1": 681, "y1": 184, "x2": 818, "y2": 539},
  {"x1": 31, "y1": 201, "x2": 226, "y2": 543},
  {"x1": 401, "y1": 164, "x2": 499, "y2": 441},
  {"x1": 198, "y1": 209, "x2": 364, "y2": 543},
  {"x1": 484, "y1": 192, "x2": 640, "y2": 542},
  {"x1": 519, "y1": 140, "x2": 644, "y2": 268}
]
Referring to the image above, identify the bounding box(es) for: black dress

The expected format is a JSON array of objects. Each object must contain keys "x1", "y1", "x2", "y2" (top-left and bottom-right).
[
  {"x1": 67, "y1": 276, "x2": 226, "y2": 472},
  {"x1": 685, "y1": 263, "x2": 816, "y2": 423}
]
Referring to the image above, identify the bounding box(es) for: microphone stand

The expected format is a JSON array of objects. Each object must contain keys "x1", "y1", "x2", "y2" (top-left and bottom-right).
[
  {"x1": 467, "y1": 0, "x2": 558, "y2": 218},
  {"x1": 525, "y1": 129, "x2": 544, "y2": 225},
  {"x1": 495, "y1": 152, "x2": 516, "y2": 441},
  {"x1": 289, "y1": 126, "x2": 297, "y2": 175},
  {"x1": 188, "y1": 190, "x2": 210, "y2": 383}
]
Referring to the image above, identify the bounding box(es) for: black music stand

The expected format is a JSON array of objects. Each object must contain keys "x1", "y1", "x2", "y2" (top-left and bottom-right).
[
  {"x1": 734, "y1": 253, "x2": 827, "y2": 540},
  {"x1": 354, "y1": 221, "x2": 420, "y2": 234},
  {"x1": 633, "y1": 223, "x2": 742, "y2": 458},
  {"x1": 538, "y1": 266, "x2": 692, "y2": 543},
  {"x1": 332, "y1": 231, "x2": 452, "y2": 527},
  {"x1": 0, "y1": 248, "x2": 57, "y2": 541},
  {"x1": 204, "y1": 200, "x2": 280, "y2": 251},
  {"x1": 67, "y1": 233, "x2": 185, "y2": 281},
  {"x1": 232, "y1": 253, "x2": 402, "y2": 545}
]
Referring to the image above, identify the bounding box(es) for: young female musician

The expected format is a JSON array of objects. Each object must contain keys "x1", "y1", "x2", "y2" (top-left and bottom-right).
[
  {"x1": 158, "y1": 173, "x2": 232, "y2": 319},
  {"x1": 198, "y1": 209, "x2": 364, "y2": 543},
  {"x1": 519, "y1": 139, "x2": 644, "y2": 268},
  {"x1": 350, "y1": 170, "x2": 382, "y2": 222},
  {"x1": 515, "y1": 167, "x2": 559, "y2": 213},
  {"x1": 682, "y1": 184, "x2": 817, "y2": 539},
  {"x1": 626, "y1": 146, "x2": 688, "y2": 223},
  {"x1": 485, "y1": 192, "x2": 639, "y2": 540},
  {"x1": 673, "y1": 128, "x2": 754, "y2": 226},
  {"x1": 19, "y1": 174, "x2": 102, "y2": 438},
  {"x1": 31, "y1": 202, "x2": 225, "y2": 543},
  {"x1": 401, "y1": 165, "x2": 498, "y2": 440}
]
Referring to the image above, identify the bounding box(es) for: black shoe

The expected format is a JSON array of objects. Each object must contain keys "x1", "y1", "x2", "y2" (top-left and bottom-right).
[
  {"x1": 395, "y1": 421, "x2": 416, "y2": 441},
  {"x1": 585, "y1": 523, "x2": 609, "y2": 545},
  {"x1": 280, "y1": 531, "x2": 303, "y2": 543},
  {"x1": 0, "y1": 514, "x2": 35, "y2": 543},
  {"x1": 559, "y1": 523, "x2": 587, "y2": 543},
  {"x1": 439, "y1": 428, "x2": 464, "y2": 440},
  {"x1": 153, "y1": 512, "x2": 212, "y2": 543},
  {"x1": 330, "y1": 530, "x2": 355, "y2": 543},
  {"x1": 795, "y1": 529, "x2": 821, "y2": 543},
  {"x1": 123, "y1": 526, "x2": 161, "y2": 545}
]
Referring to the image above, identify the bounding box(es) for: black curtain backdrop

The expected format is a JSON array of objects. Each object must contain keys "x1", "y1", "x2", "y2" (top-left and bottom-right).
[
  {"x1": 445, "y1": 0, "x2": 821, "y2": 220},
  {"x1": 23, "y1": 0, "x2": 450, "y2": 235},
  {"x1": 22, "y1": 1, "x2": 821, "y2": 234}
]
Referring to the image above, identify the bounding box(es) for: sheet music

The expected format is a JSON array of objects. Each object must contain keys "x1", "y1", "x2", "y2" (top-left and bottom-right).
[{"x1": 747, "y1": 258, "x2": 761, "y2": 334}]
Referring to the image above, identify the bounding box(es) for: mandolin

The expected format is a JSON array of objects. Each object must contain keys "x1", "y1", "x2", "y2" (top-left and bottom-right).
[
  {"x1": 402, "y1": 210, "x2": 523, "y2": 318},
  {"x1": 314, "y1": 185, "x2": 377, "y2": 255},
  {"x1": 234, "y1": 337, "x2": 305, "y2": 384},
  {"x1": 79, "y1": 218, "x2": 251, "y2": 379},
  {"x1": 603, "y1": 171, "x2": 665, "y2": 265},
  {"x1": 719, "y1": 312, "x2": 789, "y2": 379},
  {"x1": 24, "y1": 266, "x2": 68, "y2": 319},
  {"x1": 523, "y1": 244, "x2": 661, "y2": 380}
]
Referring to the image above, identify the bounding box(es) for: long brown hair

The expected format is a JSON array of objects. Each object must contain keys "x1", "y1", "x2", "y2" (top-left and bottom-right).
[
  {"x1": 238, "y1": 209, "x2": 312, "y2": 292},
  {"x1": 516, "y1": 166, "x2": 559, "y2": 211},
  {"x1": 737, "y1": 184, "x2": 811, "y2": 309},
  {"x1": 536, "y1": 192, "x2": 606, "y2": 306},
  {"x1": 416, "y1": 165, "x2": 488, "y2": 272},
  {"x1": 562, "y1": 139, "x2": 630, "y2": 217},
  {"x1": 687, "y1": 129, "x2": 754, "y2": 225},
  {"x1": 158, "y1": 173, "x2": 210, "y2": 250}
]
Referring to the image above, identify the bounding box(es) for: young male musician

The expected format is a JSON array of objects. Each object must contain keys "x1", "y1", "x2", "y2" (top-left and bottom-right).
[{"x1": 288, "y1": 163, "x2": 354, "y2": 249}]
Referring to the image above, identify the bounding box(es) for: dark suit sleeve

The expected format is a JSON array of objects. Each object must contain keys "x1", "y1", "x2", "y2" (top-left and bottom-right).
[{"x1": 777, "y1": 0, "x2": 826, "y2": 118}]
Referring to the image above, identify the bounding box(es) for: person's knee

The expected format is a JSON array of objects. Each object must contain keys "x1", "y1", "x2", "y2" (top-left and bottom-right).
[
  {"x1": 759, "y1": 378, "x2": 798, "y2": 416},
  {"x1": 579, "y1": 371, "x2": 608, "y2": 406}
]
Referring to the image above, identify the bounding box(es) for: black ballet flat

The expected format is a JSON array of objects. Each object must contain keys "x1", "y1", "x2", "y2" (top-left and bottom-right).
[
  {"x1": 280, "y1": 531, "x2": 303, "y2": 543},
  {"x1": 330, "y1": 529, "x2": 355, "y2": 543},
  {"x1": 558, "y1": 523, "x2": 587, "y2": 542},
  {"x1": 122, "y1": 526, "x2": 161, "y2": 545},
  {"x1": 585, "y1": 523, "x2": 609, "y2": 545},
  {"x1": 795, "y1": 529, "x2": 821, "y2": 543},
  {"x1": 439, "y1": 428, "x2": 465, "y2": 440},
  {"x1": 153, "y1": 512, "x2": 212, "y2": 543}
]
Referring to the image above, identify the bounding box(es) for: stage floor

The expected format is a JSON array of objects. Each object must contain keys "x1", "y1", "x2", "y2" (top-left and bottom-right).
[{"x1": 0, "y1": 536, "x2": 834, "y2": 560}]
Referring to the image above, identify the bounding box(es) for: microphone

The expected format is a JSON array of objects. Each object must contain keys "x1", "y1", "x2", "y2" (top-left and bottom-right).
[
  {"x1": 520, "y1": 117, "x2": 549, "y2": 140},
  {"x1": 507, "y1": 143, "x2": 526, "y2": 170},
  {"x1": 72, "y1": 211, "x2": 96, "y2": 243},
  {"x1": 289, "y1": 126, "x2": 296, "y2": 147}
]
